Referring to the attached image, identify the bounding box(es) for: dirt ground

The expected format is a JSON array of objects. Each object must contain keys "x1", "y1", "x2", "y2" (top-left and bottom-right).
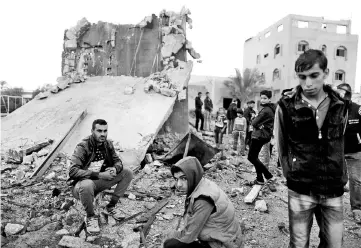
[{"x1": 1, "y1": 126, "x2": 361, "y2": 248}]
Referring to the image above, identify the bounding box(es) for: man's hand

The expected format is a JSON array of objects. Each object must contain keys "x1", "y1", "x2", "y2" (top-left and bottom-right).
[
  {"x1": 99, "y1": 170, "x2": 115, "y2": 180},
  {"x1": 106, "y1": 167, "x2": 117, "y2": 175}
]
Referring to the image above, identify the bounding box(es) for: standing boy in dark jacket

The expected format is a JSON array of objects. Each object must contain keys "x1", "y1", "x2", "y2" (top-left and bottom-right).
[
  {"x1": 204, "y1": 92, "x2": 213, "y2": 131},
  {"x1": 68, "y1": 119, "x2": 133, "y2": 235},
  {"x1": 195, "y1": 92, "x2": 204, "y2": 132},
  {"x1": 275, "y1": 49, "x2": 348, "y2": 247},
  {"x1": 247, "y1": 90, "x2": 276, "y2": 190},
  {"x1": 337, "y1": 83, "x2": 361, "y2": 223}
]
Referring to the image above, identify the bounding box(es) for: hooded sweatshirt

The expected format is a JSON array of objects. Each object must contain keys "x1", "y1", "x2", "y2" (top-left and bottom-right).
[{"x1": 167, "y1": 157, "x2": 243, "y2": 248}]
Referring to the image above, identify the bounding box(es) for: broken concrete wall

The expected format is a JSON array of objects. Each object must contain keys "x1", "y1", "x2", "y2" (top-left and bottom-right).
[{"x1": 62, "y1": 15, "x2": 162, "y2": 79}]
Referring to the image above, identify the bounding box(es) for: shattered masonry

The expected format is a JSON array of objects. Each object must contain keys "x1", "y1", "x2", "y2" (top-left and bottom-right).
[
  {"x1": 61, "y1": 6, "x2": 199, "y2": 80},
  {"x1": 35, "y1": 7, "x2": 200, "y2": 100}
]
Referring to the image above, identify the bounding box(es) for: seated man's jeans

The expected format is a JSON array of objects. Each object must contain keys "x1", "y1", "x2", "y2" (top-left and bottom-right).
[
  {"x1": 72, "y1": 167, "x2": 133, "y2": 217},
  {"x1": 288, "y1": 189, "x2": 343, "y2": 248}
]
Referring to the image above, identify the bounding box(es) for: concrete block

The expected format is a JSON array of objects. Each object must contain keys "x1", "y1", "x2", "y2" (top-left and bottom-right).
[
  {"x1": 5, "y1": 223, "x2": 24, "y2": 236},
  {"x1": 255, "y1": 200, "x2": 268, "y2": 212},
  {"x1": 58, "y1": 235, "x2": 99, "y2": 248},
  {"x1": 22, "y1": 154, "x2": 34, "y2": 165}
]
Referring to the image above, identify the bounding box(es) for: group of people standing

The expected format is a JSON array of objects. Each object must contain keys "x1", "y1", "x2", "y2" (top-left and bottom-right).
[{"x1": 66, "y1": 49, "x2": 360, "y2": 248}]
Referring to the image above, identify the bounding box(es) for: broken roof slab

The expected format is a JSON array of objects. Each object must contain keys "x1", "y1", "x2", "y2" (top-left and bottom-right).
[{"x1": 1, "y1": 61, "x2": 192, "y2": 169}]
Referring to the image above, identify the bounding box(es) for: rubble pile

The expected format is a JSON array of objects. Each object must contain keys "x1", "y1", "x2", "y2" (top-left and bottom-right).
[{"x1": 148, "y1": 132, "x2": 181, "y2": 154}]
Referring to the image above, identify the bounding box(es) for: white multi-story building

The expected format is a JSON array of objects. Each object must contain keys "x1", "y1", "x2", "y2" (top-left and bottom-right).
[{"x1": 243, "y1": 14, "x2": 359, "y2": 100}]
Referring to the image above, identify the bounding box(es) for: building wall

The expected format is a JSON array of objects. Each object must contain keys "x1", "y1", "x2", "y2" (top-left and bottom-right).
[
  {"x1": 243, "y1": 14, "x2": 359, "y2": 97},
  {"x1": 188, "y1": 75, "x2": 233, "y2": 112}
]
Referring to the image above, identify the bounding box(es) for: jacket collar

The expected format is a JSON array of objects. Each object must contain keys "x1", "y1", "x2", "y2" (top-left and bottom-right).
[{"x1": 293, "y1": 85, "x2": 344, "y2": 110}]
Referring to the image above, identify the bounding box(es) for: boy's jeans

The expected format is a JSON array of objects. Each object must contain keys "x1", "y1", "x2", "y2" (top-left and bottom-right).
[
  {"x1": 288, "y1": 189, "x2": 343, "y2": 248},
  {"x1": 204, "y1": 110, "x2": 212, "y2": 131},
  {"x1": 232, "y1": 131, "x2": 245, "y2": 154}
]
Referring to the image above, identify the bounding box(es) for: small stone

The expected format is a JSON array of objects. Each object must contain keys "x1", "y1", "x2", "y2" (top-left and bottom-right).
[
  {"x1": 144, "y1": 203, "x2": 155, "y2": 210},
  {"x1": 145, "y1": 154, "x2": 153, "y2": 163},
  {"x1": 143, "y1": 165, "x2": 152, "y2": 175},
  {"x1": 5, "y1": 223, "x2": 24, "y2": 236},
  {"x1": 37, "y1": 149, "x2": 49, "y2": 157},
  {"x1": 166, "y1": 205, "x2": 175, "y2": 208},
  {"x1": 153, "y1": 160, "x2": 162, "y2": 167},
  {"x1": 22, "y1": 155, "x2": 34, "y2": 165},
  {"x1": 255, "y1": 200, "x2": 268, "y2": 212},
  {"x1": 232, "y1": 187, "x2": 244, "y2": 194},
  {"x1": 56, "y1": 229, "x2": 69, "y2": 236},
  {"x1": 163, "y1": 214, "x2": 173, "y2": 220},
  {"x1": 128, "y1": 193, "x2": 136, "y2": 200},
  {"x1": 45, "y1": 172, "x2": 56, "y2": 180},
  {"x1": 86, "y1": 236, "x2": 97, "y2": 242}
]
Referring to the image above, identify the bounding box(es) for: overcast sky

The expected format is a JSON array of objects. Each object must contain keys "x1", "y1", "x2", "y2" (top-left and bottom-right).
[{"x1": 0, "y1": 0, "x2": 360, "y2": 92}]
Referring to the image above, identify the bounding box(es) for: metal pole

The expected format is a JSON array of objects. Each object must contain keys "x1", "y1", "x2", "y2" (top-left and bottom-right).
[{"x1": 7, "y1": 96, "x2": 9, "y2": 114}]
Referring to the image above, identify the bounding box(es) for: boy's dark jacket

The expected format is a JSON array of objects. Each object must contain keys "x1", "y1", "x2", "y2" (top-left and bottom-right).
[
  {"x1": 67, "y1": 135, "x2": 123, "y2": 186},
  {"x1": 277, "y1": 84, "x2": 349, "y2": 197},
  {"x1": 251, "y1": 103, "x2": 276, "y2": 142}
]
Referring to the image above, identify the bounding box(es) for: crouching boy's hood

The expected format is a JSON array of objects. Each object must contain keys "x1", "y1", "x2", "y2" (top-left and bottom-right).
[{"x1": 171, "y1": 156, "x2": 204, "y2": 196}]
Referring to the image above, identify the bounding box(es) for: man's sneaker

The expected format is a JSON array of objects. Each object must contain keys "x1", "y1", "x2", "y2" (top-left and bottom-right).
[
  {"x1": 103, "y1": 206, "x2": 126, "y2": 221},
  {"x1": 267, "y1": 178, "x2": 277, "y2": 192},
  {"x1": 250, "y1": 179, "x2": 264, "y2": 186},
  {"x1": 85, "y1": 216, "x2": 100, "y2": 235}
]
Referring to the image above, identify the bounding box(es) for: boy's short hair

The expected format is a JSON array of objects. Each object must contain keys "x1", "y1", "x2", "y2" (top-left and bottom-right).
[
  {"x1": 170, "y1": 165, "x2": 184, "y2": 176},
  {"x1": 92, "y1": 119, "x2": 107, "y2": 130},
  {"x1": 236, "y1": 108, "x2": 244, "y2": 115},
  {"x1": 260, "y1": 90, "x2": 272, "y2": 99},
  {"x1": 295, "y1": 49, "x2": 328, "y2": 73},
  {"x1": 198, "y1": 92, "x2": 202, "y2": 95},
  {"x1": 206, "y1": 92, "x2": 210, "y2": 94},
  {"x1": 247, "y1": 100, "x2": 255, "y2": 104}
]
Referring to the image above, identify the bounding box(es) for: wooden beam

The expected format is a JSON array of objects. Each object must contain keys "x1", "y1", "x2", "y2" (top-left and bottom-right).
[
  {"x1": 30, "y1": 110, "x2": 87, "y2": 179},
  {"x1": 244, "y1": 185, "x2": 263, "y2": 204}
]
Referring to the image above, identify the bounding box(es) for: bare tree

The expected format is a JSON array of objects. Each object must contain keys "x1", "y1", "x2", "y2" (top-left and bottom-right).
[{"x1": 224, "y1": 68, "x2": 264, "y2": 103}]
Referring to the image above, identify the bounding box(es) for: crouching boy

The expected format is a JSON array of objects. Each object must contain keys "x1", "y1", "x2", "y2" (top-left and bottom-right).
[{"x1": 163, "y1": 157, "x2": 244, "y2": 248}]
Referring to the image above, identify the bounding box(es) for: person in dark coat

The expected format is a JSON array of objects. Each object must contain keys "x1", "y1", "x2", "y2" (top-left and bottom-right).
[
  {"x1": 226, "y1": 98, "x2": 238, "y2": 134},
  {"x1": 337, "y1": 83, "x2": 361, "y2": 223},
  {"x1": 195, "y1": 92, "x2": 204, "y2": 132}
]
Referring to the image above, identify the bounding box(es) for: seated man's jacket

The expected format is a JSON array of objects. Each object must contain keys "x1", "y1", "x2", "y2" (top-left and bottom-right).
[{"x1": 67, "y1": 135, "x2": 123, "y2": 186}]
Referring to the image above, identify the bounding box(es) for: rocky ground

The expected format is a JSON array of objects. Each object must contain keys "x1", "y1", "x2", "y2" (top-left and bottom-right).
[{"x1": 1, "y1": 125, "x2": 361, "y2": 248}]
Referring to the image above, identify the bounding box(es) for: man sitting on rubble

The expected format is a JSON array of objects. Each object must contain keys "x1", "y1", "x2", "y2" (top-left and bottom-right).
[
  {"x1": 163, "y1": 156, "x2": 244, "y2": 248},
  {"x1": 67, "y1": 119, "x2": 133, "y2": 235}
]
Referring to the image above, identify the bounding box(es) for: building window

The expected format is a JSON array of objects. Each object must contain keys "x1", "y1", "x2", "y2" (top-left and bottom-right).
[
  {"x1": 277, "y1": 24, "x2": 283, "y2": 32},
  {"x1": 336, "y1": 46, "x2": 347, "y2": 58},
  {"x1": 264, "y1": 53, "x2": 269, "y2": 58},
  {"x1": 298, "y1": 21, "x2": 308, "y2": 28},
  {"x1": 273, "y1": 69, "x2": 280, "y2": 81},
  {"x1": 298, "y1": 40, "x2": 309, "y2": 52},
  {"x1": 265, "y1": 31, "x2": 271, "y2": 38},
  {"x1": 321, "y1": 45, "x2": 327, "y2": 54},
  {"x1": 274, "y1": 44, "x2": 281, "y2": 57},
  {"x1": 256, "y1": 55, "x2": 260, "y2": 64},
  {"x1": 335, "y1": 70, "x2": 345, "y2": 82},
  {"x1": 336, "y1": 25, "x2": 347, "y2": 34}
]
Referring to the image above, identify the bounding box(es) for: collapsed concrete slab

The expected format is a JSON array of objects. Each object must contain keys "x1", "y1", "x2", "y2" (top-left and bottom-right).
[{"x1": 1, "y1": 61, "x2": 193, "y2": 169}]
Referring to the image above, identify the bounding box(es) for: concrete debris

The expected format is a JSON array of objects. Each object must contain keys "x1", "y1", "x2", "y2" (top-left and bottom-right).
[
  {"x1": 143, "y1": 164, "x2": 152, "y2": 175},
  {"x1": 45, "y1": 171, "x2": 56, "y2": 180},
  {"x1": 36, "y1": 91, "x2": 51, "y2": 100},
  {"x1": 124, "y1": 86, "x2": 135, "y2": 95},
  {"x1": 5, "y1": 223, "x2": 24, "y2": 236},
  {"x1": 22, "y1": 154, "x2": 34, "y2": 165},
  {"x1": 58, "y1": 235, "x2": 100, "y2": 248},
  {"x1": 137, "y1": 15, "x2": 153, "y2": 28},
  {"x1": 255, "y1": 200, "x2": 268, "y2": 212},
  {"x1": 232, "y1": 187, "x2": 244, "y2": 195},
  {"x1": 161, "y1": 34, "x2": 186, "y2": 58},
  {"x1": 55, "y1": 229, "x2": 70, "y2": 236},
  {"x1": 128, "y1": 193, "x2": 136, "y2": 200}
]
